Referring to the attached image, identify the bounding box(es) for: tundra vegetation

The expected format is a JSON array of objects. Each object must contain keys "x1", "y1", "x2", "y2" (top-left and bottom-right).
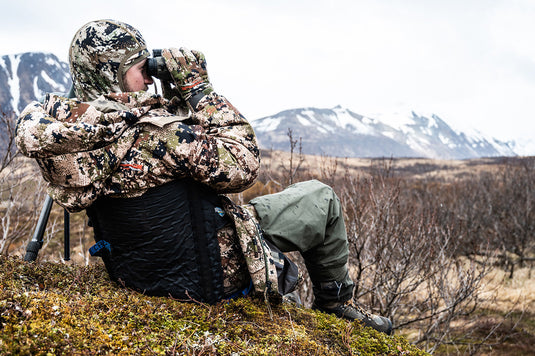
[{"x1": 1, "y1": 115, "x2": 534, "y2": 355}]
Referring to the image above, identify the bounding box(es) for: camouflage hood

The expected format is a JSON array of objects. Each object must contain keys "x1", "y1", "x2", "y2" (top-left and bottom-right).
[{"x1": 69, "y1": 19, "x2": 150, "y2": 101}]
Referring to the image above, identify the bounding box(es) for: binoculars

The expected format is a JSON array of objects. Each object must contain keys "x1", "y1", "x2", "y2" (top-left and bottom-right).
[{"x1": 146, "y1": 49, "x2": 173, "y2": 81}]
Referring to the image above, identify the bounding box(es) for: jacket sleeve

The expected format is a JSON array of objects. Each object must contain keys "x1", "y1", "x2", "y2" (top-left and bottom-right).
[
  {"x1": 159, "y1": 92, "x2": 260, "y2": 193},
  {"x1": 15, "y1": 95, "x2": 139, "y2": 158}
]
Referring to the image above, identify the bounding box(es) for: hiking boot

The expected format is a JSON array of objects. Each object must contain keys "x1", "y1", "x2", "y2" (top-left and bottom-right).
[
  {"x1": 282, "y1": 290, "x2": 303, "y2": 306},
  {"x1": 313, "y1": 300, "x2": 393, "y2": 335}
]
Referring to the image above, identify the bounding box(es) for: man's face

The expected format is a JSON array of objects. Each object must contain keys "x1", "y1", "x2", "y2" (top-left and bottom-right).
[{"x1": 123, "y1": 59, "x2": 154, "y2": 92}]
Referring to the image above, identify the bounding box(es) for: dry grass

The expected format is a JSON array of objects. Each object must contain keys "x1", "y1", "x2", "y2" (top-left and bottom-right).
[
  {"x1": 258, "y1": 150, "x2": 535, "y2": 355},
  {"x1": 3, "y1": 150, "x2": 534, "y2": 355},
  {"x1": 482, "y1": 266, "x2": 535, "y2": 313},
  {"x1": 260, "y1": 149, "x2": 516, "y2": 181}
]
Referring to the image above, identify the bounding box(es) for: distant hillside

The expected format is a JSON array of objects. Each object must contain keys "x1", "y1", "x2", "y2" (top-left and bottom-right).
[
  {"x1": 251, "y1": 106, "x2": 518, "y2": 159},
  {"x1": 0, "y1": 51, "x2": 529, "y2": 159},
  {"x1": 0, "y1": 52, "x2": 71, "y2": 114}
]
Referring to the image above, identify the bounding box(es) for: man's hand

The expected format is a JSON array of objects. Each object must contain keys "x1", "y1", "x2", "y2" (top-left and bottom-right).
[
  {"x1": 160, "y1": 79, "x2": 189, "y2": 115},
  {"x1": 162, "y1": 47, "x2": 213, "y2": 108}
]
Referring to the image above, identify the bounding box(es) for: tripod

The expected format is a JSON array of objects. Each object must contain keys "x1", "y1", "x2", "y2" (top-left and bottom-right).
[
  {"x1": 23, "y1": 86, "x2": 75, "y2": 262},
  {"x1": 23, "y1": 196, "x2": 70, "y2": 262}
]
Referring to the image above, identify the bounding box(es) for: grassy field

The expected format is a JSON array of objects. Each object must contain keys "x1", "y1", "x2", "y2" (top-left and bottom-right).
[{"x1": 2, "y1": 152, "x2": 534, "y2": 355}]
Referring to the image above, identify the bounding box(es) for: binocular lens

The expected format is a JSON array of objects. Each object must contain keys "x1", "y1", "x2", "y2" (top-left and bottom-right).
[{"x1": 146, "y1": 49, "x2": 172, "y2": 81}]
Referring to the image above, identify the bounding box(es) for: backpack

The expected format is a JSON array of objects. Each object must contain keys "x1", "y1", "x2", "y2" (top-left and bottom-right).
[{"x1": 86, "y1": 179, "x2": 227, "y2": 304}]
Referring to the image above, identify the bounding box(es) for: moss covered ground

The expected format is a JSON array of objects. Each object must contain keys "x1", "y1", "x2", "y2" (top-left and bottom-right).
[{"x1": 0, "y1": 256, "x2": 428, "y2": 355}]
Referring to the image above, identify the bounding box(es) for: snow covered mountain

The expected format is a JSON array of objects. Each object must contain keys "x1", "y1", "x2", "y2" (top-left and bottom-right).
[
  {"x1": 251, "y1": 106, "x2": 518, "y2": 159},
  {"x1": 0, "y1": 52, "x2": 71, "y2": 114},
  {"x1": 0, "y1": 52, "x2": 528, "y2": 159},
  {"x1": 508, "y1": 138, "x2": 535, "y2": 157}
]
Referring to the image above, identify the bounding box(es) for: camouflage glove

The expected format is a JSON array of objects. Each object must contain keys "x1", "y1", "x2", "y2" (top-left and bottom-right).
[
  {"x1": 160, "y1": 79, "x2": 189, "y2": 116},
  {"x1": 162, "y1": 47, "x2": 213, "y2": 109}
]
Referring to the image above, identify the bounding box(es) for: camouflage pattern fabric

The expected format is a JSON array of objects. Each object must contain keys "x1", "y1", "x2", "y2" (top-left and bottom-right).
[
  {"x1": 16, "y1": 91, "x2": 260, "y2": 210},
  {"x1": 162, "y1": 48, "x2": 213, "y2": 103},
  {"x1": 221, "y1": 198, "x2": 279, "y2": 297},
  {"x1": 216, "y1": 224, "x2": 254, "y2": 295},
  {"x1": 69, "y1": 19, "x2": 150, "y2": 101},
  {"x1": 16, "y1": 90, "x2": 278, "y2": 296},
  {"x1": 15, "y1": 18, "x2": 280, "y2": 298}
]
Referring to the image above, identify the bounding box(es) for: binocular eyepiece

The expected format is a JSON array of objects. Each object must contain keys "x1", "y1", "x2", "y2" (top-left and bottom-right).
[{"x1": 146, "y1": 49, "x2": 172, "y2": 81}]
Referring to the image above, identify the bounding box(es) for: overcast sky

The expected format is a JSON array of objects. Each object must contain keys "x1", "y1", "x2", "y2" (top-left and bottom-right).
[{"x1": 2, "y1": 0, "x2": 534, "y2": 142}]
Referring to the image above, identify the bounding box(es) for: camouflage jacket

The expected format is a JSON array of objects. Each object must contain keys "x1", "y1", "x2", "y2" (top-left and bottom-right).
[{"x1": 16, "y1": 91, "x2": 279, "y2": 297}]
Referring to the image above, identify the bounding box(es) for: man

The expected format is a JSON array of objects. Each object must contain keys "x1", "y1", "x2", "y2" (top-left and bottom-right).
[{"x1": 16, "y1": 19, "x2": 392, "y2": 335}]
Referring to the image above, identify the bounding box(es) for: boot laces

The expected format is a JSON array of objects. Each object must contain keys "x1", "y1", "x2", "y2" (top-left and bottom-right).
[{"x1": 345, "y1": 300, "x2": 373, "y2": 320}]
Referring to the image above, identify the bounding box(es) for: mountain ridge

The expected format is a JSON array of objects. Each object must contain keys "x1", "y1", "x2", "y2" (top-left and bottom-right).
[
  {"x1": 251, "y1": 106, "x2": 518, "y2": 159},
  {"x1": 0, "y1": 51, "x2": 530, "y2": 159},
  {"x1": 0, "y1": 52, "x2": 71, "y2": 114}
]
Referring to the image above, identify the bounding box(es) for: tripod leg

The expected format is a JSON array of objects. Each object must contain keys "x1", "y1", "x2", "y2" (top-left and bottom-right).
[
  {"x1": 24, "y1": 195, "x2": 53, "y2": 262},
  {"x1": 64, "y1": 210, "x2": 70, "y2": 261}
]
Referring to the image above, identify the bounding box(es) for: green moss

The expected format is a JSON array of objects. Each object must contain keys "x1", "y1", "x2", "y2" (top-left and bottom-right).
[{"x1": 0, "y1": 256, "x2": 428, "y2": 355}]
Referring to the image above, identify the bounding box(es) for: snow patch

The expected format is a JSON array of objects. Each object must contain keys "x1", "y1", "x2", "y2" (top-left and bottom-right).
[
  {"x1": 316, "y1": 125, "x2": 329, "y2": 134},
  {"x1": 296, "y1": 114, "x2": 312, "y2": 126},
  {"x1": 332, "y1": 107, "x2": 373, "y2": 134},
  {"x1": 4, "y1": 54, "x2": 21, "y2": 113},
  {"x1": 362, "y1": 116, "x2": 375, "y2": 125},
  {"x1": 40, "y1": 70, "x2": 57, "y2": 87},
  {"x1": 420, "y1": 125, "x2": 433, "y2": 136},
  {"x1": 438, "y1": 133, "x2": 450, "y2": 145},
  {"x1": 301, "y1": 109, "x2": 316, "y2": 118},
  {"x1": 439, "y1": 133, "x2": 457, "y2": 149},
  {"x1": 511, "y1": 138, "x2": 535, "y2": 156},
  {"x1": 302, "y1": 111, "x2": 321, "y2": 125},
  {"x1": 427, "y1": 116, "x2": 438, "y2": 129},
  {"x1": 45, "y1": 57, "x2": 57, "y2": 66},
  {"x1": 33, "y1": 76, "x2": 40, "y2": 99},
  {"x1": 382, "y1": 131, "x2": 394, "y2": 139},
  {"x1": 253, "y1": 117, "x2": 281, "y2": 132}
]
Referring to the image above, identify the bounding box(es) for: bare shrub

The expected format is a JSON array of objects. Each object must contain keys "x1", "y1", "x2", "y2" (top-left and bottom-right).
[
  {"x1": 0, "y1": 112, "x2": 17, "y2": 175},
  {"x1": 430, "y1": 158, "x2": 535, "y2": 278},
  {"x1": 280, "y1": 128, "x2": 306, "y2": 186},
  {"x1": 482, "y1": 159, "x2": 535, "y2": 277},
  {"x1": 256, "y1": 147, "x2": 531, "y2": 353},
  {"x1": 335, "y1": 162, "x2": 497, "y2": 353},
  {"x1": 5, "y1": 119, "x2": 532, "y2": 353},
  {"x1": 0, "y1": 112, "x2": 61, "y2": 258}
]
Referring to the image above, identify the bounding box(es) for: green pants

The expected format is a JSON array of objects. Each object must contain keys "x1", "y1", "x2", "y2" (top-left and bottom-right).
[{"x1": 250, "y1": 180, "x2": 353, "y2": 289}]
